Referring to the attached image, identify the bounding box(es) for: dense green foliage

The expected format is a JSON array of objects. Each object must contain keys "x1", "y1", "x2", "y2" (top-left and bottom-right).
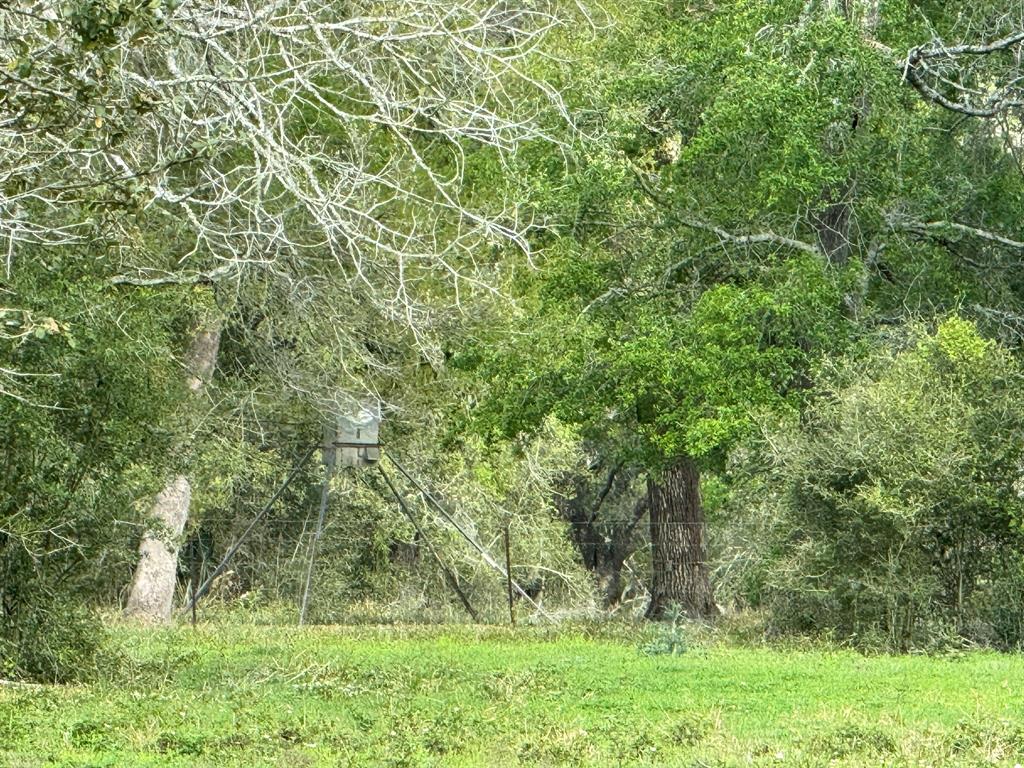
[
  {"x1": 727, "y1": 319, "x2": 1024, "y2": 648},
  {"x1": 8, "y1": 0, "x2": 1024, "y2": 681},
  {"x1": 451, "y1": 0, "x2": 1024, "y2": 644},
  {"x1": 0, "y1": 256, "x2": 188, "y2": 680}
]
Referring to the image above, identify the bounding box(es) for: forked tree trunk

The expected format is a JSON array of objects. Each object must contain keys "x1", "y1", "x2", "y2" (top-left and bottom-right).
[
  {"x1": 645, "y1": 457, "x2": 718, "y2": 619},
  {"x1": 124, "y1": 321, "x2": 221, "y2": 622},
  {"x1": 557, "y1": 468, "x2": 646, "y2": 608}
]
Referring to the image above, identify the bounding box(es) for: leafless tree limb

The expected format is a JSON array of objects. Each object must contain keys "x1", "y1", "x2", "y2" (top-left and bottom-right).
[
  {"x1": 887, "y1": 214, "x2": 1024, "y2": 252},
  {"x1": 902, "y1": 27, "x2": 1024, "y2": 117},
  {"x1": 110, "y1": 264, "x2": 242, "y2": 287},
  {"x1": 1, "y1": 0, "x2": 581, "y2": 404},
  {"x1": 673, "y1": 217, "x2": 823, "y2": 258}
]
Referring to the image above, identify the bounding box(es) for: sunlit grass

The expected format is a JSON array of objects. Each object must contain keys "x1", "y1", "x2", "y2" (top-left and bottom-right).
[{"x1": 4, "y1": 622, "x2": 1024, "y2": 766}]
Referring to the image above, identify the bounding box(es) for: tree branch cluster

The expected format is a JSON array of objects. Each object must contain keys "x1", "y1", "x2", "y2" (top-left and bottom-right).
[
  {"x1": 1, "y1": 0, "x2": 569, "y2": 301},
  {"x1": 903, "y1": 27, "x2": 1024, "y2": 118},
  {"x1": 1, "y1": 0, "x2": 576, "y2": 407}
]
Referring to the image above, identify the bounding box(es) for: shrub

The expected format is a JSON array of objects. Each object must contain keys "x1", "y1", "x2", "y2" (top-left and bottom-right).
[
  {"x1": 1, "y1": 267, "x2": 183, "y2": 681},
  {"x1": 725, "y1": 319, "x2": 1024, "y2": 650}
]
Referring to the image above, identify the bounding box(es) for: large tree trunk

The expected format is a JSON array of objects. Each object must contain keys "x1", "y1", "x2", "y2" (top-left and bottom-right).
[
  {"x1": 124, "y1": 321, "x2": 221, "y2": 622},
  {"x1": 123, "y1": 475, "x2": 191, "y2": 621},
  {"x1": 812, "y1": 180, "x2": 854, "y2": 268},
  {"x1": 645, "y1": 457, "x2": 718, "y2": 620}
]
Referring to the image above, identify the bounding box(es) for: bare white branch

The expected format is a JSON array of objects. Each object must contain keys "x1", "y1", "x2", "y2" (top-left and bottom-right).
[{"x1": 1, "y1": 0, "x2": 580, "y2": 403}]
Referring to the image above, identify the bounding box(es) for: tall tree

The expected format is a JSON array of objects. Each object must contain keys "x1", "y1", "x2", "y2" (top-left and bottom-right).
[
  {"x1": 2, "y1": 0, "x2": 579, "y2": 643},
  {"x1": 124, "y1": 317, "x2": 220, "y2": 621},
  {"x1": 464, "y1": 0, "x2": 1024, "y2": 618}
]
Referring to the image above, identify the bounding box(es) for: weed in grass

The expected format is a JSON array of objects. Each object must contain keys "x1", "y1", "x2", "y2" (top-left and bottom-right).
[
  {"x1": 434, "y1": 709, "x2": 480, "y2": 754},
  {"x1": 154, "y1": 731, "x2": 209, "y2": 756},
  {"x1": 67, "y1": 718, "x2": 116, "y2": 750},
  {"x1": 639, "y1": 616, "x2": 691, "y2": 656},
  {"x1": 808, "y1": 722, "x2": 898, "y2": 758},
  {"x1": 663, "y1": 713, "x2": 718, "y2": 748},
  {"x1": 517, "y1": 726, "x2": 597, "y2": 767},
  {"x1": 944, "y1": 717, "x2": 1024, "y2": 761}
]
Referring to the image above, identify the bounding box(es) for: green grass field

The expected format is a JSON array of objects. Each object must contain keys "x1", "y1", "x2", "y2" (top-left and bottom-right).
[{"x1": 4, "y1": 623, "x2": 1024, "y2": 767}]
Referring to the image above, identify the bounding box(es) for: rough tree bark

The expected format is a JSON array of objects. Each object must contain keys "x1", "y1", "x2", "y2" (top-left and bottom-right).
[
  {"x1": 645, "y1": 457, "x2": 718, "y2": 620},
  {"x1": 812, "y1": 180, "x2": 855, "y2": 268},
  {"x1": 124, "y1": 321, "x2": 221, "y2": 621}
]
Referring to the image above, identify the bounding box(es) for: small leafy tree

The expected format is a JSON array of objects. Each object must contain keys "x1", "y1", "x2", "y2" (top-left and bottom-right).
[
  {"x1": 0, "y1": 260, "x2": 183, "y2": 679},
  {"x1": 734, "y1": 318, "x2": 1024, "y2": 649}
]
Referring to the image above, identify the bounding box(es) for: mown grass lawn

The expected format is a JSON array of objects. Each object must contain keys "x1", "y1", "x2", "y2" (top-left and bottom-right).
[{"x1": 4, "y1": 623, "x2": 1024, "y2": 767}]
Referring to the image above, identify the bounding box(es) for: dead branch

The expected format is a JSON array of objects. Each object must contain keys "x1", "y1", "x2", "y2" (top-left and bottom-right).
[
  {"x1": 887, "y1": 215, "x2": 1024, "y2": 252},
  {"x1": 903, "y1": 29, "x2": 1024, "y2": 117},
  {"x1": 673, "y1": 217, "x2": 822, "y2": 258}
]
